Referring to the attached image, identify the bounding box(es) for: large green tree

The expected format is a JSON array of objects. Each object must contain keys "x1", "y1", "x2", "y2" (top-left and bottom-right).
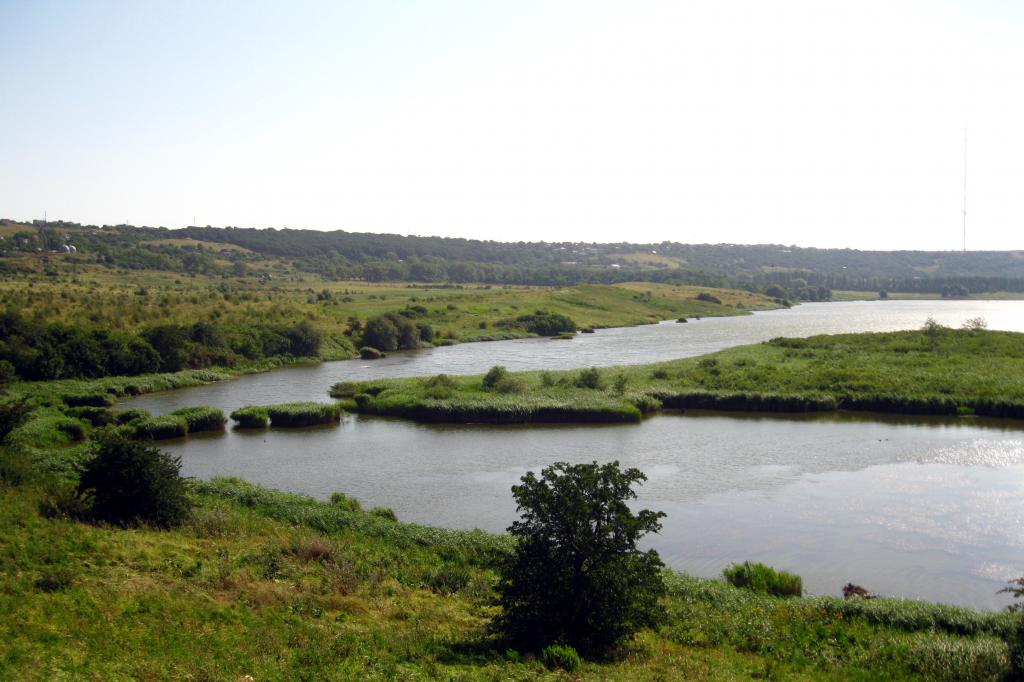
[{"x1": 495, "y1": 460, "x2": 666, "y2": 657}]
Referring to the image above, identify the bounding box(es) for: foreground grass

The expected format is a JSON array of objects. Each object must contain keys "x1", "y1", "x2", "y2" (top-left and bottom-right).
[
  {"x1": 333, "y1": 327, "x2": 1024, "y2": 423},
  {"x1": 0, "y1": 472, "x2": 1015, "y2": 681}
]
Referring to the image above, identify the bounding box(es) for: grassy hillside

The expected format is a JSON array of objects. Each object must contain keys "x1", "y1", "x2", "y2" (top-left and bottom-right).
[
  {"x1": 333, "y1": 326, "x2": 1024, "y2": 423},
  {"x1": 0, "y1": 264, "x2": 778, "y2": 359},
  {"x1": 0, "y1": 473, "x2": 1014, "y2": 681}
]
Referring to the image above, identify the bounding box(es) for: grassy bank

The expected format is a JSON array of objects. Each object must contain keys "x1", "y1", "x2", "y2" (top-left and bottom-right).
[
  {"x1": 0, "y1": 263, "x2": 780, "y2": 357},
  {"x1": 0, "y1": 473, "x2": 1015, "y2": 681},
  {"x1": 333, "y1": 327, "x2": 1024, "y2": 423}
]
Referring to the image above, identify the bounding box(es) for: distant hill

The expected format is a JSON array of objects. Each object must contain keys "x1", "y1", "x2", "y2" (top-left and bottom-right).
[{"x1": 4, "y1": 218, "x2": 1024, "y2": 295}]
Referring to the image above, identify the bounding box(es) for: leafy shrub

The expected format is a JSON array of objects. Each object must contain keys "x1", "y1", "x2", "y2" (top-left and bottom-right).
[
  {"x1": 574, "y1": 367, "x2": 603, "y2": 390},
  {"x1": 416, "y1": 322, "x2": 435, "y2": 343},
  {"x1": 359, "y1": 346, "x2": 383, "y2": 359},
  {"x1": 424, "y1": 563, "x2": 472, "y2": 594},
  {"x1": 361, "y1": 313, "x2": 421, "y2": 351},
  {"x1": 498, "y1": 310, "x2": 576, "y2": 336},
  {"x1": 57, "y1": 419, "x2": 87, "y2": 441},
  {"x1": 495, "y1": 461, "x2": 666, "y2": 656},
  {"x1": 63, "y1": 392, "x2": 113, "y2": 407},
  {"x1": 370, "y1": 506, "x2": 397, "y2": 521},
  {"x1": 229, "y1": 406, "x2": 269, "y2": 428},
  {"x1": 540, "y1": 644, "x2": 581, "y2": 672},
  {"x1": 423, "y1": 374, "x2": 459, "y2": 396},
  {"x1": 64, "y1": 406, "x2": 115, "y2": 426},
  {"x1": 482, "y1": 366, "x2": 510, "y2": 390},
  {"x1": 76, "y1": 429, "x2": 191, "y2": 528},
  {"x1": 128, "y1": 415, "x2": 188, "y2": 440},
  {"x1": 0, "y1": 396, "x2": 32, "y2": 445},
  {"x1": 35, "y1": 564, "x2": 76, "y2": 592},
  {"x1": 170, "y1": 406, "x2": 225, "y2": 432},
  {"x1": 696, "y1": 292, "x2": 722, "y2": 304},
  {"x1": 266, "y1": 402, "x2": 342, "y2": 427},
  {"x1": 114, "y1": 408, "x2": 150, "y2": 425},
  {"x1": 723, "y1": 561, "x2": 803, "y2": 597},
  {"x1": 330, "y1": 491, "x2": 362, "y2": 512},
  {"x1": 285, "y1": 320, "x2": 322, "y2": 357}
]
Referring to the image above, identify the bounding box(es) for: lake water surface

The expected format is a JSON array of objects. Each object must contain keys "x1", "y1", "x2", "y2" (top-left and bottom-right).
[{"x1": 125, "y1": 301, "x2": 1024, "y2": 609}]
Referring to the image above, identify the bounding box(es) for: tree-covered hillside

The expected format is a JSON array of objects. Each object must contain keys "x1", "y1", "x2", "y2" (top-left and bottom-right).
[{"x1": 4, "y1": 218, "x2": 1024, "y2": 294}]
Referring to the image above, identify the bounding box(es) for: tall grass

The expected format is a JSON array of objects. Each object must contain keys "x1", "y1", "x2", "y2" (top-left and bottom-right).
[
  {"x1": 722, "y1": 561, "x2": 803, "y2": 597},
  {"x1": 126, "y1": 414, "x2": 188, "y2": 440},
  {"x1": 170, "y1": 406, "x2": 226, "y2": 433},
  {"x1": 229, "y1": 406, "x2": 269, "y2": 428}
]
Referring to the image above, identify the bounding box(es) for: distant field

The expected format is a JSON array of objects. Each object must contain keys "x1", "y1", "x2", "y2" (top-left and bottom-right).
[
  {"x1": 140, "y1": 238, "x2": 253, "y2": 252},
  {"x1": 832, "y1": 290, "x2": 1024, "y2": 301},
  {"x1": 0, "y1": 222, "x2": 34, "y2": 237},
  {"x1": 613, "y1": 252, "x2": 681, "y2": 268}
]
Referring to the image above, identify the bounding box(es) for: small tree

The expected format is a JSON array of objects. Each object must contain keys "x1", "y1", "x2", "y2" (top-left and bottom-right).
[
  {"x1": 77, "y1": 429, "x2": 191, "y2": 528},
  {"x1": 495, "y1": 461, "x2": 666, "y2": 657}
]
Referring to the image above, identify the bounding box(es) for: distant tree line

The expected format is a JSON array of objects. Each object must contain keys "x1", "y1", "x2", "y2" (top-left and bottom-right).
[
  {"x1": 0, "y1": 313, "x2": 322, "y2": 381},
  {"x1": 8, "y1": 222, "x2": 1024, "y2": 294}
]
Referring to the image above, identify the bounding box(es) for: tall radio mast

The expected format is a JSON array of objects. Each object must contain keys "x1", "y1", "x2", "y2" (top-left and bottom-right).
[{"x1": 962, "y1": 127, "x2": 967, "y2": 252}]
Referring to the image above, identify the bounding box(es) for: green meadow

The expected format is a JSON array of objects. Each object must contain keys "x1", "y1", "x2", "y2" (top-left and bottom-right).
[{"x1": 333, "y1": 326, "x2": 1024, "y2": 424}]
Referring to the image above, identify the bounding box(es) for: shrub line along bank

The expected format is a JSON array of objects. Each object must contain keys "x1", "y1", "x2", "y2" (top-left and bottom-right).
[{"x1": 331, "y1": 327, "x2": 1024, "y2": 424}]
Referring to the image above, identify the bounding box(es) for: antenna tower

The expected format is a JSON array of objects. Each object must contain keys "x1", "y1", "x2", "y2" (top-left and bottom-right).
[{"x1": 962, "y1": 127, "x2": 967, "y2": 252}]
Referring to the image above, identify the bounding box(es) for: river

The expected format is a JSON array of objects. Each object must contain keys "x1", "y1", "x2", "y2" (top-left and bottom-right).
[{"x1": 124, "y1": 300, "x2": 1024, "y2": 609}]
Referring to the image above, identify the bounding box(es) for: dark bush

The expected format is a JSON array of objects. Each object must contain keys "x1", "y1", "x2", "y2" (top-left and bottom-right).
[
  {"x1": 0, "y1": 396, "x2": 32, "y2": 445},
  {"x1": 57, "y1": 419, "x2": 87, "y2": 441},
  {"x1": 63, "y1": 392, "x2": 113, "y2": 407},
  {"x1": 64, "y1": 406, "x2": 115, "y2": 427},
  {"x1": 286, "y1": 320, "x2": 322, "y2": 357},
  {"x1": 76, "y1": 429, "x2": 191, "y2": 528},
  {"x1": 416, "y1": 322, "x2": 435, "y2": 343},
  {"x1": 501, "y1": 310, "x2": 576, "y2": 336},
  {"x1": 424, "y1": 563, "x2": 471, "y2": 594},
  {"x1": 575, "y1": 367, "x2": 603, "y2": 389},
  {"x1": 114, "y1": 408, "x2": 150, "y2": 425},
  {"x1": 330, "y1": 491, "x2": 362, "y2": 512},
  {"x1": 482, "y1": 365, "x2": 511, "y2": 390},
  {"x1": 495, "y1": 461, "x2": 666, "y2": 656},
  {"x1": 361, "y1": 316, "x2": 398, "y2": 352},
  {"x1": 359, "y1": 346, "x2": 383, "y2": 359},
  {"x1": 370, "y1": 506, "x2": 397, "y2": 521},
  {"x1": 696, "y1": 292, "x2": 722, "y2": 304}
]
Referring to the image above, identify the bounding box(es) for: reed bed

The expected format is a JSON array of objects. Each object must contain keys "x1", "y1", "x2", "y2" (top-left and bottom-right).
[
  {"x1": 126, "y1": 414, "x2": 188, "y2": 440},
  {"x1": 170, "y1": 406, "x2": 226, "y2": 432},
  {"x1": 231, "y1": 402, "x2": 343, "y2": 428},
  {"x1": 229, "y1": 406, "x2": 269, "y2": 428}
]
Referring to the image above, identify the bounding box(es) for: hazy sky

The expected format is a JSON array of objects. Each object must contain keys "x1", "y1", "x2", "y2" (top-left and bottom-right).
[{"x1": 2, "y1": 1, "x2": 1023, "y2": 250}]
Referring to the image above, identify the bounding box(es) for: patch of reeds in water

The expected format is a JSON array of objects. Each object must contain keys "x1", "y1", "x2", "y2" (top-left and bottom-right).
[
  {"x1": 170, "y1": 406, "x2": 226, "y2": 432},
  {"x1": 231, "y1": 402, "x2": 343, "y2": 428}
]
